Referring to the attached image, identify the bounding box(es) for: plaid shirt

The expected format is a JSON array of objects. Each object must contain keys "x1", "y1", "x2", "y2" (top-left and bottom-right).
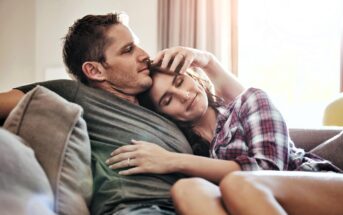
[{"x1": 210, "y1": 88, "x2": 341, "y2": 172}]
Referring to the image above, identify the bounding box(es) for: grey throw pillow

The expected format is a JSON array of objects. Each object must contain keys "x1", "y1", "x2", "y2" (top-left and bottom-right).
[
  {"x1": 3, "y1": 86, "x2": 92, "y2": 215},
  {"x1": 0, "y1": 128, "x2": 55, "y2": 215},
  {"x1": 310, "y1": 130, "x2": 343, "y2": 170}
]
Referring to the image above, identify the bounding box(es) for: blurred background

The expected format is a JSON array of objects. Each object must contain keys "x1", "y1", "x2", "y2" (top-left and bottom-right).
[{"x1": 1, "y1": 0, "x2": 342, "y2": 128}]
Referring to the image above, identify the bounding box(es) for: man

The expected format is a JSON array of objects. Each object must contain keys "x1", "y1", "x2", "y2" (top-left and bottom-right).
[{"x1": 0, "y1": 12, "x2": 193, "y2": 215}]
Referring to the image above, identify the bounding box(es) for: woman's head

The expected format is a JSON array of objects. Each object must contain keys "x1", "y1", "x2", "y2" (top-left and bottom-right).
[
  {"x1": 138, "y1": 68, "x2": 221, "y2": 156},
  {"x1": 140, "y1": 68, "x2": 213, "y2": 123}
]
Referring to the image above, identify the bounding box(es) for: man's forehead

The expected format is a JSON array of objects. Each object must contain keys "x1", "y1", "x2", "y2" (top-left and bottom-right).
[{"x1": 106, "y1": 24, "x2": 138, "y2": 45}]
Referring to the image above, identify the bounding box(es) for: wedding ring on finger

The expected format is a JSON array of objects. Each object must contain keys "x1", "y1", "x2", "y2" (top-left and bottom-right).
[{"x1": 127, "y1": 157, "x2": 131, "y2": 167}]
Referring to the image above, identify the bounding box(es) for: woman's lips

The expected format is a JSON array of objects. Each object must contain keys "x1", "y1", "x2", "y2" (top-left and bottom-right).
[{"x1": 187, "y1": 93, "x2": 198, "y2": 111}]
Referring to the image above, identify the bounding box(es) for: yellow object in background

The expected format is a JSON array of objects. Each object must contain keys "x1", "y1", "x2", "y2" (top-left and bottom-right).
[{"x1": 323, "y1": 94, "x2": 343, "y2": 126}]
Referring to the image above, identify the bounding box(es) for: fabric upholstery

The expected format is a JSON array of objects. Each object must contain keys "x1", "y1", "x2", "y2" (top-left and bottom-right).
[
  {"x1": 0, "y1": 128, "x2": 55, "y2": 215},
  {"x1": 3, "y1": 86, "x2": 92, "y2": 215},
  {"x1": 310, "y1": 130, "x2": 343, "y2": 170},
  {"x1": 289, "y1": 127, "x2": 342, "y2": 151}
]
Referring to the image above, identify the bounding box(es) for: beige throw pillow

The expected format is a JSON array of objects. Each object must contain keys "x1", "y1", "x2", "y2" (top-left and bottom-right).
[{"x1": 4, "y1": 86, "x2": 92, "y2": 215}]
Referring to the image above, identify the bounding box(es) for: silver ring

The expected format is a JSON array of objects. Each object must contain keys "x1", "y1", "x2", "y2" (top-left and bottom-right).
[{"x1": 127, "y1": 157, "x2": 131, "y2": 167}]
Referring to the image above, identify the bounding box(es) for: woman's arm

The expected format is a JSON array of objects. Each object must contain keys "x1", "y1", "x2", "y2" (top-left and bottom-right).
[
  {"x1": 168, "y1": 152, "x2": 241, "y2": 183},
  {"x1": 106, "y1": 140, "x2": 241, "y2": 184},
  {"x1": 0, "y1": 89, "x2": 24, "y2": 120},
  {"x1": 202, "y1": 54, "x2": 245, "y2": 103},
  {"x1": 152, "y1": 46, "x2": 246, "y2": 103}
]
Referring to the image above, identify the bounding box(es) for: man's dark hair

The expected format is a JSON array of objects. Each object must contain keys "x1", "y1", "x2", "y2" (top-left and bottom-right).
[{"x1": 62, "y1": 12, "x2": 128, "y2": 84}]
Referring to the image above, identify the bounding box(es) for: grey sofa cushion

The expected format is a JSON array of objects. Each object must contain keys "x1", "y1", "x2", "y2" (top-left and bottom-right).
[
  {"x1": 3, "y1": 86, "x2": 92, "y2": 215},
  {"x1": 0, "y1": 128, "x2": 55, "y2": 215},
  {"x1": 310, "y1": 130, "x2": 343, "y2": 170}
]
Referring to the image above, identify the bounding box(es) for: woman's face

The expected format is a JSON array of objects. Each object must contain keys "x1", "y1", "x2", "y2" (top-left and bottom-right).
[{"x1": 148, "y1": 72, "x2": 209, "y2": 122}]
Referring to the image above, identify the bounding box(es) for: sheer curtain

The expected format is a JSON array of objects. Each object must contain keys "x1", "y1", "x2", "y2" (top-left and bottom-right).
[{"x1": 158, "y1": 0, "x2": 238, "y2": 75}]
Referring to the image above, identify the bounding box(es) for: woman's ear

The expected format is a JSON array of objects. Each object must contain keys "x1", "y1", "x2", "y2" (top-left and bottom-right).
[{"x1": 82, "y1": 61, "x2": 106, "y2": 81}]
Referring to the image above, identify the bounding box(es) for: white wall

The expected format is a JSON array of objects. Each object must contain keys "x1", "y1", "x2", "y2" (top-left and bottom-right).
[{"x1": 0, "y1": 0, "x2": 158, "y2": 91}]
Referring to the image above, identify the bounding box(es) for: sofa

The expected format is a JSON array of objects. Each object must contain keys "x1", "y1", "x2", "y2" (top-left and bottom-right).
[{"x1": 0, "y1": 86, "x2": 342, "y2": 215}]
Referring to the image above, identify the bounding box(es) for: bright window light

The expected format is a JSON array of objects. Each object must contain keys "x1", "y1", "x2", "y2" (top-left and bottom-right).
[{"x1": 238, "y1": 0, "x2": 342, "y2": 127}]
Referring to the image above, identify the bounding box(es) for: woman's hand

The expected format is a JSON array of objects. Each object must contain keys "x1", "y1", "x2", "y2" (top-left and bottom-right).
[
  {"x1": 152, "y1": 46, "x2": 213, "y2": 74},
  {"x1": 106, "y1": 140, "x2": 177, "y2": 175}
]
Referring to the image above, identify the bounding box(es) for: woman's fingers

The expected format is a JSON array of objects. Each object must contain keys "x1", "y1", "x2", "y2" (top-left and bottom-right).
[
  {"x1": 110, "y1": 144, "x2": 138, "y2": 156},
  {"x1": 152, "y1": 50, "x2": 165, "y2": 65},
  {"x1": 153, "y1": 47, "x2": 211, "y2": 74},
  {"x1": 107, "y1": 139, "x2": 174, "y2": 175},
  {"x1": 118, "y1": 167, "x2": 144, "y2": 175},
  {"x1": 179, "y1": 54, "x2": 193, "y2": 74},
  {"x1": 153, "y1": 47, "x2": 194, "y2": 73},
  {"x1": 169, "y1": 53, "x2": 186, "y2": 73},
  {"x1": 106, "y1": 151, "x2": 134, "y2": 165},
  {"x1": 160, "y1": 51, "x2": 173, "y2": 69},
  {"x1": 109, "y1": 157, "x2": 137, "y2": 170}
]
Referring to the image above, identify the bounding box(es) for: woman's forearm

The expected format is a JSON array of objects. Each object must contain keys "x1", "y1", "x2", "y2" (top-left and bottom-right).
[
  {"x1": 170, "y1": 153, "x2": 241, "y2": 184},
  {"x1": 202, "y1": 53, "x2": 245, "y2": 103}
]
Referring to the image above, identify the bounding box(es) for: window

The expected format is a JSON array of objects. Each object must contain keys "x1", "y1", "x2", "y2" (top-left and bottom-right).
[{"x1": 237, "y1": 0, "x2": 342, "y2": 127}]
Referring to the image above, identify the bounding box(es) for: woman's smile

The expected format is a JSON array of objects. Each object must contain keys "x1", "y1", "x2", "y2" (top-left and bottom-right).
[{"x1": 186, "y1": 92, "x2": 198, "y2": 111}]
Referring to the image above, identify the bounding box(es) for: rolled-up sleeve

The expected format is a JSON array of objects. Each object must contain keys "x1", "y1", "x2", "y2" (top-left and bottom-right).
[
  {"x1": 237, "y1": 88, "x2": 290, "y2": 171},
  {"x1": 211, "y1": 88, "x2": 291, "y2": 171}
]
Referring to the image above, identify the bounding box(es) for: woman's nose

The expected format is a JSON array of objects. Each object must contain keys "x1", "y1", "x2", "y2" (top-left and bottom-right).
[{"x1": 178, "y1": 90, "x2": 190, "y2": 103}]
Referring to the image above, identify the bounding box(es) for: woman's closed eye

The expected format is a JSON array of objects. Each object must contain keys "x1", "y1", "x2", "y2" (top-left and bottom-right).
[{"x1": 161, "y1": 95, "x2": 172, "y2": 106}]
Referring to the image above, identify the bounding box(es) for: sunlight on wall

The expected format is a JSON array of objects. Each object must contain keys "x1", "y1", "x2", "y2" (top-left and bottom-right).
[{"x1": 238, "y1": 0, "x2": 342, "y2": 127}]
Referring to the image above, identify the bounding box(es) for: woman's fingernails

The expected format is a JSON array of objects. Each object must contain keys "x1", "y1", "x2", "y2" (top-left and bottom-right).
[{"x1": 105, "y1": 159, "x2": 110, "y2": 164}]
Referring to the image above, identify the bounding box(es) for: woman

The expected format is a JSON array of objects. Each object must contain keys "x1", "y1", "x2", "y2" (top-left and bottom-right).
[{"x1": 106, "y1": 46, "x2": 343, "y2": 214}]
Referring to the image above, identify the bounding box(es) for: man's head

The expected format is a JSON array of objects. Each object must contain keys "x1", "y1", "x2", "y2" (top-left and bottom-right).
[{"x1": 63, "y1": 12, "x2": 152, "y2": 98}]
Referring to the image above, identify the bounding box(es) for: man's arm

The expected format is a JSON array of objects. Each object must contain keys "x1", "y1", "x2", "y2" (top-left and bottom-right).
[{"x1": 0, "y1": 89, "x2": 24, "y2": 121}]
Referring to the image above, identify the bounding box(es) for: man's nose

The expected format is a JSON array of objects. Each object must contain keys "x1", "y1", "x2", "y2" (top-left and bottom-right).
[{"x1": 137, "y1": 47, "x2": 150, "y2": 62}]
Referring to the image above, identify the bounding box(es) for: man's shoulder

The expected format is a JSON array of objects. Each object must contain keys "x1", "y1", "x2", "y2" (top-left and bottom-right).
[
  {"x1": 16, "y1": 79, "x2": 78, "y2": 91},
  {"x1": 15, "y1": 79, "x2": 80, "y2": 102}
]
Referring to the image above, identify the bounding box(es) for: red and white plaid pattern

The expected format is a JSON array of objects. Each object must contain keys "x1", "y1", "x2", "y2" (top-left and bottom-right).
[{"x1": 210, "y1": 88, "x2": 341, "y2": 172}]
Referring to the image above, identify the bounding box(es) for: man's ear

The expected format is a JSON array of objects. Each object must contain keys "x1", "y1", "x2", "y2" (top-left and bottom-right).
[{"x1": 82, "y1": 61, "x2": 106, "y2": 81}]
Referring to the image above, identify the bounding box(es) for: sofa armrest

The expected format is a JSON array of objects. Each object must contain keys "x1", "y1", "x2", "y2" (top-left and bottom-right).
[{"x1": 289, "y1": 126, "x2": 343, "y2": 151}]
